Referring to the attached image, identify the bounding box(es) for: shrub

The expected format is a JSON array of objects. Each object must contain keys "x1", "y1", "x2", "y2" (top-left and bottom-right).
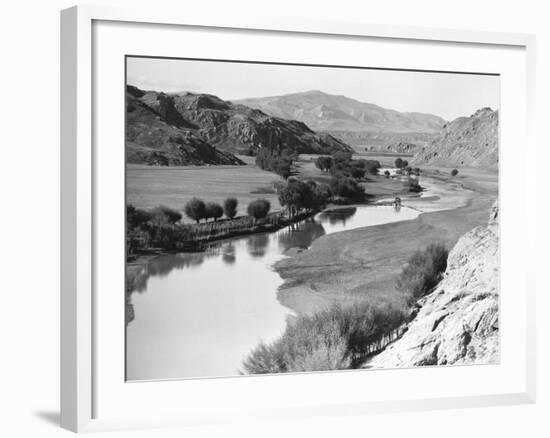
[
  {"x1": 451, "y1": 169, "x2": 459, "y2": 176},
  {"x1": 205, "y1": 202, "x2": 224, "y2": 221},
  {"x1": 396, "y1": 243, "x2": 449, "y2": 300},
  {"x1": 223, "y1": 197, "x2": 238, "y2": 219},
  {"x1": 184, "y1": 198, "x2": 206, "y2": 224},
  {"x1": 247, "y1": 199, "x2": 271, "y2": 221},
  {"x1": 242, "y1": 300, "x2": 406, "y2": 374},
  {"x1": 394, "y1": 158, "x2": 404, "y2": 168},
  {"x1": 384, "y1": 170, "x2": 391, "y2": 178}
]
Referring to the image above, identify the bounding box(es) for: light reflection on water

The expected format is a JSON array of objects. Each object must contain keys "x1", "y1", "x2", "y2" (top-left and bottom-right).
[{"x1": 126, "y1": 205, "x2": 421, "y2": 381}]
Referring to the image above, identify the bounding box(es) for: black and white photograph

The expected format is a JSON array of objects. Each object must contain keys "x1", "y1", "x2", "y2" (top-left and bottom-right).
[{"x1": 124, "y1": 56, "x2": 499, "y2": 381}]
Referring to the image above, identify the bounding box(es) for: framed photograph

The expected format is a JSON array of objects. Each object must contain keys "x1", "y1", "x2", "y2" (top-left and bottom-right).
[{"x1": 61, "y1": 5, "x2": 536, "y2": 433}]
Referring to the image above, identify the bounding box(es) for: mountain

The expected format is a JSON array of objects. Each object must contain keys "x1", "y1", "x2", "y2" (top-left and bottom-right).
[
  {"x1": 369, "y1": 202, "x2": 499, "y2": 367},
  {"x1": 412, "y1": 108, "x2": 498, "y2": 168},
  {"x1": 236, "y1": 90, "x2": 446, "y2": 134},
  {"x1": 126, "y1": 86, "x2": 352, "y2": 166},
  {"x1": 126, "y1": 86, "x2": 244, "y2": 166}
]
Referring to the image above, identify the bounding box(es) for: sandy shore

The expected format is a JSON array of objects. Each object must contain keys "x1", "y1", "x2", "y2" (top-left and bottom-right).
[{"x1": 274, "y1": 167, "x2": 498, "y2": 315}]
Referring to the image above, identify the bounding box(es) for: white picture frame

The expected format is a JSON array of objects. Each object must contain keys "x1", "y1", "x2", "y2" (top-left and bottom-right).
[{"x1": 60, "y1": 4, "x2": 537, "y2": 433}]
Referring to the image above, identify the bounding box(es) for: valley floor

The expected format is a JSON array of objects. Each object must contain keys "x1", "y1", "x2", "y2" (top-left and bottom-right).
[{"x1": 274, "y1": 167, "x2": 498, "y2": 315}]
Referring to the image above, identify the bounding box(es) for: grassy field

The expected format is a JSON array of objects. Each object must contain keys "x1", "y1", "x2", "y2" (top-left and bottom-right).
[
  {"x1": 127, "y1": 152, "x2": 424, "y2": 226},
  {"x1": 127, "y1": 160, "x2": 284, "y2": 222}
]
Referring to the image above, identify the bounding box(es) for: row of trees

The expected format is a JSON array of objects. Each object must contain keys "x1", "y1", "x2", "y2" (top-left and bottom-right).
[
  {"x1": 183, "y1": 197, "x2": 239, "y2": 224},
  {"x1": 315, "y1": 152, "x2": 381, "y2": 179},
  {"x1": 255, "y1": 147, "x2": 296, "y2": 179}
]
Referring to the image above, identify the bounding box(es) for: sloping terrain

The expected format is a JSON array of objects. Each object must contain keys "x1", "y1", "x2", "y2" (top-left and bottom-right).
[
  {"x1": 236, "y1": 90, "x2": 445, "y2": 134},
  {"x1": 413, "y1": 108, "x2": 499, "y2": 169},
  {"x1": 126, "y1": 86, "x2": 244, "y2": 166},
  {"x1": 126, "y1": 85, "x2": 352, "y2": 166},
  {"x1": 368, "y1": 202, "x2": 499, "y2": 367}
]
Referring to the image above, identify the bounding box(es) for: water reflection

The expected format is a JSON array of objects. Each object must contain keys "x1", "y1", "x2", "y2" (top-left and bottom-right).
[
  {"x1": 221, "y1": 242, "x2": 236, "y2": 265},
  {"x1": 277, "y1": 219, "x2": 326, "y2": 251},
  {"x1": 246, "y1": 233, "x2": 270, "y2": 258},
  {"x1": 317, "y1": 207, "x2": 356, "y2": 226},
  {"x1": 126, "y1": 205, "x2": 423, "y2": 380}
]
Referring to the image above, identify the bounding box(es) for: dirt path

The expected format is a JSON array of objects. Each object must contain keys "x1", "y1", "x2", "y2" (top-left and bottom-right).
[{"x1": 274, "y1": 167, "x2": 498, "y2": 315}]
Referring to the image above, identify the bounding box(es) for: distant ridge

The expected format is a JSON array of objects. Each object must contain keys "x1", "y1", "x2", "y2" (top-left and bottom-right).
[{"x1": 236, "y1": 90, "x2": 446, "y2": 134}]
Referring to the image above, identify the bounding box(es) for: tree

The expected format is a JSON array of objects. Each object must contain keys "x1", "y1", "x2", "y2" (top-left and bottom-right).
[
  {"x1": 184, "y1": 198, "x2": 206, "y2": 224},
  {"x1": 127, "y1": 204, "x2": 152, "y2": 229},
  {"x1": 384, "y1": 170, "x2": 391, "y2": 178},
  {"x1": 362, "y1": 159, "x2": 381, "y2": 174},
  {"x1": 278, "y1": 179, "x2": 313, "y2": 218},
  {"x1": 223, "y1": 197, "x2": 238, "y2": 219},
  {"x1": 150, "y1": 205, "x2": 182, "y2": 225},
  {"x1": 394, "y1": 158, "x2": 404, "y2": 169},
  {"x1": 451, "y1": 169, "x2": 459, "y2": 176},
  {"x1": 402, "y1": 160, "x2": 409, "y2": 168},
  {"x1": 332, "y1": 150, "x2": 353, "y2": 164},
  {"x1": 315, "y1": 156, "x2": 333, "y2": 172},
  {"x1": 350, "y1": 167, "x2": 366, "y2": 179},
  {"x1": 205, "y1": 202, "x2": 224, "y2": 222},
  {"x1": 329, "y1": 176, "x2": 365, "y2": 199},
  {"x1": 247, "y1": 199, "x2": 271, "y2": 222}
]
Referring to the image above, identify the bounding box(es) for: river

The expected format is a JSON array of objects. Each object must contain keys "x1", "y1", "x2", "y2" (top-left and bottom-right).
[{"x1": 126, "y1": 177, "x2": 471, "y2": 381}]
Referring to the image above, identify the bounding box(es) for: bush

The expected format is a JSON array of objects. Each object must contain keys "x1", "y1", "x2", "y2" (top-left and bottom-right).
[
  {"x1": 184, "y1": 198, "x2": 206, "y2": 224},
  {"x1": 384, "y1": 170, "x2": 391, "y2": 178},
  {"x1": 205, "y1": 202, "x2": 224, "y2": 222},
  {"x1": 242, "y1": 300, "x2": 406, "y2": 374},
  {"x1": 394, "y1": 158, "x2": 404, "y2": 168},
  {"x1": 451, "y1": 169, "x2": 459, "y2": 176},
  {"x1": 396, "y1": 243, "x2": 449, "y2": 300},
  {"x1": 247, "y1": 199, "x2": 271, "y2": 221},
  {"x1": 223, "y1": 197, "x2": 238, "y2": 219}
]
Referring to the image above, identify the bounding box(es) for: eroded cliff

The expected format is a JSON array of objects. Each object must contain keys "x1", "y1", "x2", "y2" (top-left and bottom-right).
[{"x1": 368, "y1": 202, "x2": 499, "y2": 367}]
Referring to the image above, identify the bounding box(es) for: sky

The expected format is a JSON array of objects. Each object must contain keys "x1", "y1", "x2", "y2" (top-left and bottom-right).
[{"x1": 127, "y1": 57, "x2": 499, "y2": 121}]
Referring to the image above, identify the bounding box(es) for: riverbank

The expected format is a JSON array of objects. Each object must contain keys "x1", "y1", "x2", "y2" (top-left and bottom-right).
[{"x1": 273, "y1": 167, "x2": 498, "y2": 315}]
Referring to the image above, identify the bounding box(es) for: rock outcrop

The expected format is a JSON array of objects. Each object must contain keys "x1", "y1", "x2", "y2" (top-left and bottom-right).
[
  {"x1": 368, "y1": 202, "x2": 499, "y2": 368},
  {"x1": 412, "y1": 108, "x2": 498, "y2": 169},
  {"x1": 127, "y1": 85, "x2": 352, "y2": 166}
]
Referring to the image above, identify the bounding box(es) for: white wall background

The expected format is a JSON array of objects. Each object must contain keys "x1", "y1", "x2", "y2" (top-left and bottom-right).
[{"x1": 0, "y1": 0, "x2": 547, "y2": 436}]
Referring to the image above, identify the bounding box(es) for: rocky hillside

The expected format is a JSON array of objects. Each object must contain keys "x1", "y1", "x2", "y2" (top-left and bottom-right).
[
  {"x1": 236, "y1": 90, "x2": 445, "y2": 134},
  {"x1": 127, "y1": 86, "x2": 244, "y2": 166},
  {"x1": 413, "y1": 108, "x2": 499, "y2": 169},
  {"x1": 368, "y1": 202, "x2": 499, "y2": 367},
  {"x1": 127, "y1": 85, "x2": 352, "y2": 166},
  {"x1": 365, "y1": 141, "x2": 422, "y2": 154}
]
